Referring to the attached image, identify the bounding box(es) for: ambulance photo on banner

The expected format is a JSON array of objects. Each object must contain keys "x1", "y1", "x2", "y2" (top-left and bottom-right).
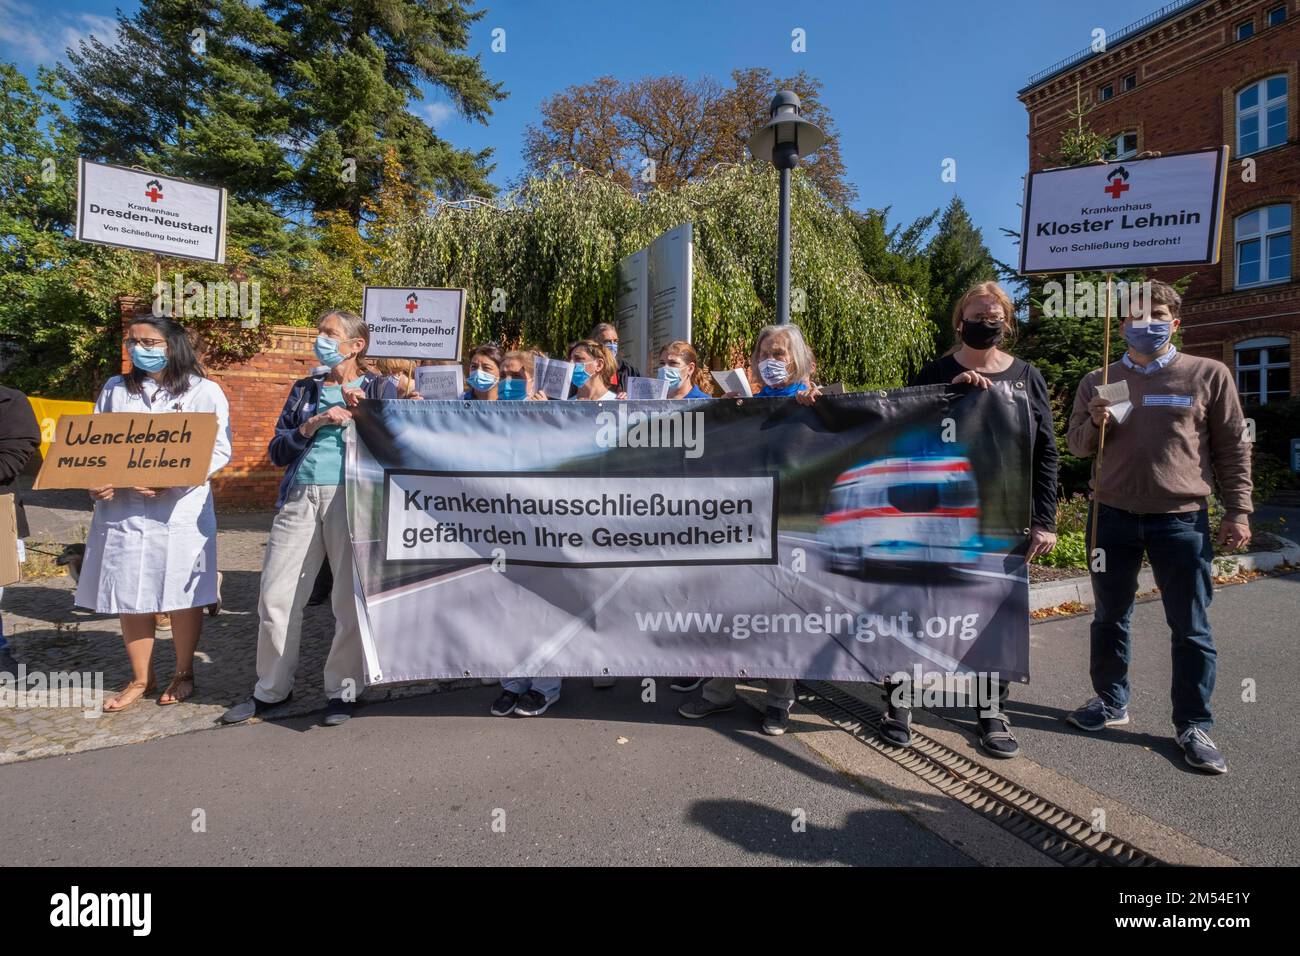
[{"x1": 345, "y1": 386, "x2": 1033, "y2": 686}]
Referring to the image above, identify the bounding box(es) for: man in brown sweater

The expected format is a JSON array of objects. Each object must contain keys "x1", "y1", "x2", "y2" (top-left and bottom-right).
[{"x1": 1065, "y1": 280, "x2": 1251, "y2": 775}]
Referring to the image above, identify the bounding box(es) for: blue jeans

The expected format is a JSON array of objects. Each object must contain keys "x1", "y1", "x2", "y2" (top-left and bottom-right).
[
  {"x1": 502, "y1": 677, "x2": 561, "y2": 702},
  {"x1": 1086, "y1": 503, "x2": 1216, "y2": 731}
]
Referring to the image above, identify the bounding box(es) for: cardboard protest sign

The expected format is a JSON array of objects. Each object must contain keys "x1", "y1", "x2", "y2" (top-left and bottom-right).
[
  {"x1": 363, "y1": 287, "x2": 466, "y2": 360},
  {"x1": 0, "y1": 495, "x2": 19, "y2": 587},
  {"x1": 1019, "y1": 147, "x2": 1227, "y2": 274},
  {"x1": 34, "y1": 412, "x2": 218, "y2": 490},
  {"x1": 76, "y1": 159, "x2": 227, "y2": 263}
]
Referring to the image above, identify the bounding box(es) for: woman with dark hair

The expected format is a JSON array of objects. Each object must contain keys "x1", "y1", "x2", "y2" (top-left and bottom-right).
[
  {"x1": 464, "y1": 344, "x2": 503, "y2": 400},
  {"x1": 221, "y1": 309, "x2": 397, "y2": 728},
  {"x1": 75, "y1": 312, "x2": 232, "y2": 711}
]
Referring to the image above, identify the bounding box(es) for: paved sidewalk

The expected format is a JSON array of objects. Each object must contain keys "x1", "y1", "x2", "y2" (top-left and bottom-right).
[{"x1": 1, "y1": 513, "x2": 464, "y2": 764}]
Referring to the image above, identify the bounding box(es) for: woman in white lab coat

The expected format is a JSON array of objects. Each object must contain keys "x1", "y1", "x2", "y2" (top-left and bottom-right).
[{"x1": 75, "y1": 314, "x2": 232, "y2": 712}]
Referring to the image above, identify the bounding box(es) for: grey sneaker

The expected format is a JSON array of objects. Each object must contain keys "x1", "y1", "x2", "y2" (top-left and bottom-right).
[
  {"x1": 220, "y1": 693, "x2": 292, "y2": 724},
  {"x1": 1066, "y1": 696, "x2": 1129, "y2": 732},
  {"x1": 1177, "y1": 725, "x2": 1227, "y2": 775},
  {"x1": 678, "y1": 695, "x2": 735, "y2": 719}
]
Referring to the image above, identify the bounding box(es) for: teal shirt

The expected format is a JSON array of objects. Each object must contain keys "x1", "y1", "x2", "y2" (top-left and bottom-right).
[{"x1": 295, "y1": 378, "x2": 363, "y2": 485}]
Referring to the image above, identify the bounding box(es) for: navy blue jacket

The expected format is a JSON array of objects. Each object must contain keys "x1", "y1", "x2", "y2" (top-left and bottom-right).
[{"x1": 269, "y1": 371, "x2": 397, "y2": 508}]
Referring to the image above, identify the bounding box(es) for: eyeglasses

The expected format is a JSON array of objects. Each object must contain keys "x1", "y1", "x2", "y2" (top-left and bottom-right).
[
  {"x1": 966, "y1": 313, "x2": 1005, "y2": 327},
  {"x1": 500, "y1": 371, "x2": 526, "y2": 380},
  {"x1": 124, "y1": 337, "x2": 167, "y2": 348}
]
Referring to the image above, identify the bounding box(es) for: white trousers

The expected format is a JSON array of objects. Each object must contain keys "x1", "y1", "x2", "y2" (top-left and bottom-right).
[{"x1": 253, "y1": 483, "x2": 363, "y2": 703}]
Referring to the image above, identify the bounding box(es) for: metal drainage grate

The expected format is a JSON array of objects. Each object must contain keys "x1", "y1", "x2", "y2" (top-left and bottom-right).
[{"x1": 797, "y1": 681, "x2": 1165, "y2": 867}]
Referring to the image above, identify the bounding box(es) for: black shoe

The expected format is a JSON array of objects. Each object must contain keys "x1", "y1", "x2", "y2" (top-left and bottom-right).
[
  {"x1": 761, "y1": 706, "x2": 789, "y2": 736},
  {"x1": 977, "y1": 711, "x2": 1020, "y2": 759},
  {"x1": 220, "y1": 693, "x2": 292, "y2": 724},
  {"x1": 0, "y1": 646, "x2": 21, "y2": 678},
  {"x1": 513, "y1": 689, "x2": 553, "y2": 716},
  {"x1": 322, "y1": 698, "x2": 354, "y2": 726},
  {"x1": 878, "y1": 702, "x2": 913, "y2": 748},
  {"x1": 491, "y1": 690, "x2": 521, "y2": 717},
  {"x1": 670, "y1": 677, "x2": 705, "y2": 693}
]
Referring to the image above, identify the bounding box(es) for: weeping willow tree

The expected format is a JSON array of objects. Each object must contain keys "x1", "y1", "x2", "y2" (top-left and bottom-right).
[{"x1": 392, "y1": 165, "x2": 932, "y2": 388}]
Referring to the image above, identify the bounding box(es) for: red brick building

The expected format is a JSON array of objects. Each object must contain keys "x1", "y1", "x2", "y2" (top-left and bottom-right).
[{"x1": 1019, "y1": 0, "x2": 1299, "y2": 405}]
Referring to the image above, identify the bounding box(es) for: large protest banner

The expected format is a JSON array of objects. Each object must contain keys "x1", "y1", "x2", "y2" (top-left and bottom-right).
[{"x1": 346, "y1": 386, "x2": 1032, "y2": 685}]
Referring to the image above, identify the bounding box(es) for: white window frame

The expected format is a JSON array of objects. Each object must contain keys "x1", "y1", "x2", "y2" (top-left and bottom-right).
[
  {"x1": 1098, "y1": 83, "x2": 1114, "y2": 102},
  {"x1": 1234, "y1": 204, "x2": 1292, "y2": 289},
  {"x1": 1108, "y1": 131, "x2": 1139, "y2": 160},
  {"x1": 1234, "y1": 336, "x2": 1291, "y2": 405},
  {"x1": 1267, "y1": 5, "x2": 1286, "y2": 27},
  {"x1": 1236, "y1": 20, "x2": 1255, "y2": 40},
  {"x1": 1236, "y1": 74, "x2": 1288, "y2": 156},
  {"x1": 1122, "y1": 73, "x2": 1137, "y2": 92}
]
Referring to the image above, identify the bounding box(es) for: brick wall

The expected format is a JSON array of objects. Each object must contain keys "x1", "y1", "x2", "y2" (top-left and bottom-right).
[
  {"x1": 1020, "y1": 0, "x2": 1300, "y2": 400},
  {"x1": 119, "y1": 299, "x2": 317, "y2": 509}
]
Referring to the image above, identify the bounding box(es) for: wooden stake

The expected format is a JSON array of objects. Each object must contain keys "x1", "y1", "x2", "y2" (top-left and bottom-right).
[{"x1": 1089, "y1": 272, "x2": 1115, "y2": 556}]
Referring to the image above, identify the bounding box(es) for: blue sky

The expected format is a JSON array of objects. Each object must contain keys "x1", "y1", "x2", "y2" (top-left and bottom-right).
[{"x1": 1, "y1": 0, "x2": 1169, "y2": 268}]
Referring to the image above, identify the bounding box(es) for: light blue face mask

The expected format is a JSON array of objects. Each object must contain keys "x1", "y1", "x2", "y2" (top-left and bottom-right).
[
  {"x1": 571, "y1": 362, "x2": 590, "y2": 388},
  {"x1": 130, "y1": 345, "x2": 167, "y2": 373},
  {"x1": 657, "y1": 365, "x2": 682, "y2": 389},
  {"x1": 605, "y1": 341, "x2": 618, "y2": 357},
  {"x1": 314, "y1": 333, "x2": 347, "y2": 369},
  {"x1": 1123, "y1": 321, "x2": 1172, "y2": 355},
  {"x1": 467, "y1": 369, "x2": 498, "y2": 392},
  {"x1": 499, "y1": 378, "x2": 527, "y2": 401}
]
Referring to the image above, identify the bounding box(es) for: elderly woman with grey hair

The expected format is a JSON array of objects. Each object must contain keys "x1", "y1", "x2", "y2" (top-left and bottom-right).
[{"x1": 222, "y1": 309, "x2": 397, "y2": 728}]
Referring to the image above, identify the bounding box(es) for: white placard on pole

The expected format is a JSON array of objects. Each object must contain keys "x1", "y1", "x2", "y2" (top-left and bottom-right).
[
  {"x1": 75, "y1": 159, "x2": 227, "y2": 263},
  {"x1": 616, "y1": 249, "x2": 649, "y2": 374},
  {"x1": 647, "y1": 223, "x2": 693, "y2": 367},
  {"x1": 1019, "y1": 147, "x2": 1227, "y2": 274},
  {"x1": 363, "y1": 287, "x2": 466, "y2": 360}
]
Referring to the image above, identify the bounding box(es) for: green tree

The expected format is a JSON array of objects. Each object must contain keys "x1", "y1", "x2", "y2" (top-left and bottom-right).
[
  {"x1": 848, "y1": 206, "x2": 935, "y2": 303},
  {"x1": 0, "y1": 65, "x2": 143, "y2": 397},
  {"x1": 925, "y1": 196, "x2": 996, "y2": 351},
  {"x1": 269, "y1": 0, "x2": 506, "y2": 223},
  {"x1": 393, "y1": 166, "x2": 932, "y2": 388}
]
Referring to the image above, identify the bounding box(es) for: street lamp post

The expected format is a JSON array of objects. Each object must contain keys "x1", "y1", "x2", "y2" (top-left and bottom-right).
[{"x1": 747, "y1": 91, "x2": 826, "y2": 325}]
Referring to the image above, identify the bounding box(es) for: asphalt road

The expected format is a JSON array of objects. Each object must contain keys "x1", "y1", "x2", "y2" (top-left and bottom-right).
[
  {"x1": 0, "y1": 680, "x2": 976, "y2": 867},
  {"x1": 925, "y1": 571, "x2": 1300, "y2": 866}
]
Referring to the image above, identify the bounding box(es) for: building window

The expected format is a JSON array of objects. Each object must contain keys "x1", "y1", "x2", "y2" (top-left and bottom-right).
[
  {"x1": 1237, "y1": 75, "x2": 1288, "y2": 156},
  {"x1": 1098, "y1": 83, "x2": 1114, "y2": 102},
  {"x1": 1235, "y1": 337, "x2": 1291, "y2": 405},
  {"x1": 1235, "y1": 205, "x2": 1292, "y2": 288},
  {"x1": 1236, "y1": 20, "x2": 1255, "y2": 40},
  {"x1": 1106, "y1": 131, "x2": 1139, "y2": 160},
  {"x1": 1268, "y1": 5, "x2": 1286, "y2": 27},
  {"x1": 1123, "y1": 73, "x2": 1137, "y2": 92}
]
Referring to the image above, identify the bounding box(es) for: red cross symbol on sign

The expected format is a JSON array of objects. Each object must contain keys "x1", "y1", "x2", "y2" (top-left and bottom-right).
[
  {"x1": 145, "y1": 186, "x2": 163, "y2": 201},
  {"x1": 1104, "y1": 178, "x2": 1129, "y2": 199},
  {"x1": 405, "y1": 297, "x2": 418, "y2": 313}
]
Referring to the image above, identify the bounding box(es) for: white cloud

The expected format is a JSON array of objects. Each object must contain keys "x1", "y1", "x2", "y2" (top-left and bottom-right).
[
  {"x1": 0, "y1": 0, "x2": 120, "y2": 66},
  {"x1": 417, "y1": 101, "x2": 454, "y2": 129}
]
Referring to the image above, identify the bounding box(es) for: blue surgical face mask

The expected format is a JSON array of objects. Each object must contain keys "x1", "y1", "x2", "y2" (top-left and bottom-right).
[
  {"x1": 605, "y1": 341, "x2": 618, "y2": 357},
  {"x1": 314, "y1": 333, "x2": 347, "y2": 369},
  {"x1": 467, "y1": 369, "x2": 498, "y2": 392},
  {"x1": 657, "y1": 365, "x2": 682, "y2": 390},
  {"x1": 130, "y1": 345, "x2": 168, "y2": 373},
  {"x1": 571, "y1": 362, "x2": 590, "y2": 388},
  {"x1": 499, "y1": 378, "x2": 527, "y2": 401},
  {"x1": 758, "y1": 358, "x2": 788, "y2": 386},
  {"x1": 1122, "y1": 320, "x2": 1172, "y2": 355}
]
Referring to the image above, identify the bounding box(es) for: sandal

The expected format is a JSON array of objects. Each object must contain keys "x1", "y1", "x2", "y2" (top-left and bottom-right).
[
  {"x1": 104, "y1": 676, "x2": 156, "y2": 713},
  {"x1": 158, "y1": 670, "x2": 195, "y2": 706}
]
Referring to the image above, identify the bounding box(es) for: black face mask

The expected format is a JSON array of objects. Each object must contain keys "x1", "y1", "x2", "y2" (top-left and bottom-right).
[{"x1": 959, "y1": 320, "x2": 1004, "y2": 350}]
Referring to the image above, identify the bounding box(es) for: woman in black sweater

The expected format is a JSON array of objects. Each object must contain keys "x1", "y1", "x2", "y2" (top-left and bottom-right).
[{"x1": 883, "y1": 280, "x2": 1059, "y2": 759}]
